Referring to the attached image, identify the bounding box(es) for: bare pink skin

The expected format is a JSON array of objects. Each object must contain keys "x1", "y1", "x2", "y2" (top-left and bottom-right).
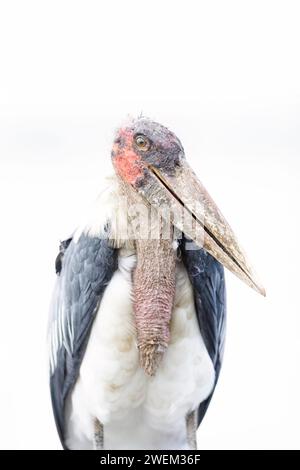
[
  {"x1": 132, "y1": 238, "x2": 176, "y2": 376},
  {"x1": 112, "y1": 129, "x2": 144, "y2": 185}
]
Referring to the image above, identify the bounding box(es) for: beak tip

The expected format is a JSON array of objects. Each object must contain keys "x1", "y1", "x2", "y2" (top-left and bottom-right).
[
  {"x1": 255, "y1": 283, "x2": 266, "y2": 297},
  {"x1": 260, "y1": 287, "x2": 267, "y2": 297}
]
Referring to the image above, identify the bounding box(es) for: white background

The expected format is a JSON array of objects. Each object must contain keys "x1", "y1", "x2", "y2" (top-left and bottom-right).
[{"x1": 0, "y1": 0, "x2": 299, "y2": 450}]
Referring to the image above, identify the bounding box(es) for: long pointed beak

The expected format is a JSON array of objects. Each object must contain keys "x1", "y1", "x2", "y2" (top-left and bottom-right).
[{"x1": 139, "y1": 161, "x2": 266, "y2": 296}]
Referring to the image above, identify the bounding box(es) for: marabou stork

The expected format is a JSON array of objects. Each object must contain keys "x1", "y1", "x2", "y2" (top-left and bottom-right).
[{"x1": 49, "y1": 117, "x2": 265, "y2": 450}]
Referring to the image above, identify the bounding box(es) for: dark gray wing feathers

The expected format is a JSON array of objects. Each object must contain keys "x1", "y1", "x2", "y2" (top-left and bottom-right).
[
  {"x1": 55, "y1": 238, "x2": 72, "y2": 275},
  {"x1": 49, "y1": 232, "x2": 118, "y2": 446},
  {"x1": 180, "y1": 237, "x2": 226, "y2": 426}
]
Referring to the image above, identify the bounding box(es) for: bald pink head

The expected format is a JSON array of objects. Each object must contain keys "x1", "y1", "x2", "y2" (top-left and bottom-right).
[{"x1": 111, "y1": 117, "x2": 184, "y2": 188}]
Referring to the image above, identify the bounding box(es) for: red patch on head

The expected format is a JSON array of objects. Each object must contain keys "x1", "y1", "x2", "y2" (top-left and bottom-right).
[
  {"x1": 113, "y1": 129, "x2": 144, "y2": 185},
  {"x1": 119, "y1": 128, "x2": 133, "y2": 140},
  {"x1": 114, "y1": 151, "x2": 143, "y2": 185}
]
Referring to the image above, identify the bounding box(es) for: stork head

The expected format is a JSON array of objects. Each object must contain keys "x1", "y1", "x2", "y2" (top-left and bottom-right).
[{"x1": 112, "y1": 117, "x2": 265, "y2": 296}]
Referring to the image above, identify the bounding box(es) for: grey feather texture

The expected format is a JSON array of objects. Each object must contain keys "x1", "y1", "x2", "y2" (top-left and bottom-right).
[
  {"x1": 49, "y1": 232, "x2": 118, "y2": 446},
  {"x1": 180, "y1": 236, "x2": 226, "y2": 426}
]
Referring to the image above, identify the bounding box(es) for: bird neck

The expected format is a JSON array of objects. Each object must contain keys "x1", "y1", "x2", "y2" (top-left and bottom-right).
[
  {"x1": 133, "y1": 235, "x2": 176, "y2": 376},
  {"x1": 118, "y1": 178, "x2": 177, "y2": 376}
]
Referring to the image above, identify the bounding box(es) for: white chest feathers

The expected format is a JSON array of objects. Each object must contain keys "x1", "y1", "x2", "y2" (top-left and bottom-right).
[{"x1": 65, "y1": 250, "x2": 215, "y2": 450}]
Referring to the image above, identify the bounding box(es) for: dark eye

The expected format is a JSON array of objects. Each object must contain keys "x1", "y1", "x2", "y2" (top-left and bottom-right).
[{"x1": 134, "y1": 134, "x2": 150, "y2": 151}]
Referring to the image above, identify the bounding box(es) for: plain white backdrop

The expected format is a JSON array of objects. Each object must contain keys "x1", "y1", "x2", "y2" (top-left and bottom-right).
[{"x1": 0, "y1": 0, "x2": 299, "y2": 449}]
